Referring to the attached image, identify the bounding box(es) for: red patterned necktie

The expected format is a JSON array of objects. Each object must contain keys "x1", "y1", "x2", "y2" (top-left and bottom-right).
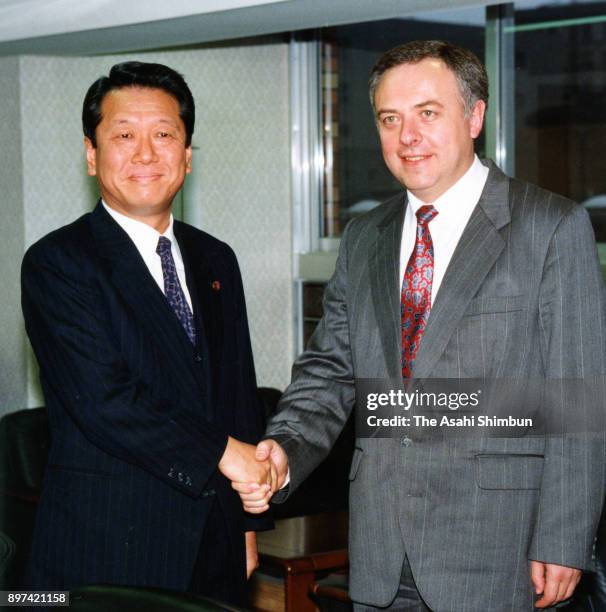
[{"x1": 401, "y1": 205, "x2": 438, "y2": 378}]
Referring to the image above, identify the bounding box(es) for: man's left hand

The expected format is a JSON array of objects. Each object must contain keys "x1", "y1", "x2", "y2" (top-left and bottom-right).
[
  {"x1": 245, "y1": 531, "x2": 259, "y2": 579},
  {"x1": 531, "y1": 560, "x2": 581, "y2": 608}
]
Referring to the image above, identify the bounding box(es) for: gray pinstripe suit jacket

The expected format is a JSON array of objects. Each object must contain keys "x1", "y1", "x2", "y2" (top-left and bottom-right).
[{"x1": 267, "y1": 161, "x2": 606, "y2": 611}]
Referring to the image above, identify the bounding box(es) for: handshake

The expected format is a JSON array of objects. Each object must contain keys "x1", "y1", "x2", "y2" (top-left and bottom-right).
[{"x1": 218, "y1": 436, "x2": 289, "y2": 513}]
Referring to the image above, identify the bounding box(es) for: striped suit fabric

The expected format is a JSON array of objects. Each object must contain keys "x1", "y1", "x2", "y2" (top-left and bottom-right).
[{"x1": 21, "y1": 202, "x2": 269, "y2": 596}]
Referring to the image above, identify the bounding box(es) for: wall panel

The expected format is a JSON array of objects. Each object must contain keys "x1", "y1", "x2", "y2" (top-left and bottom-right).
[{"x1": 20, "y1": 42, "x2": 292, "y2": 404}]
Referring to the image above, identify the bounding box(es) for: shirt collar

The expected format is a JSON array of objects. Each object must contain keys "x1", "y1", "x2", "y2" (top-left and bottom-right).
[
  {"x1": 406, "y1": 155, "x2": 488, "y2": 216},
  {"x1": 101, "y1": 200, "x2": 179, "y2": 262}
]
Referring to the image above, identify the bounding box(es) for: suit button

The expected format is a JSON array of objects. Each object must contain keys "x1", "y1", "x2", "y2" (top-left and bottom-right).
[
  {"x1": 401, "y1": 437, "x2": 413, "y2": 447},
  {"x1": 193, "y1": 354, "x2": 202, "y2": 362}
]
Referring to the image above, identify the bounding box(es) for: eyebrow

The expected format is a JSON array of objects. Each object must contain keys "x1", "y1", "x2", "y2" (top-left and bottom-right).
[
  {"x1": 109, "y1": 118, "x2": 180, "y2": 127},
  {"x1": 414, "y1": 100, "x2": 444, "y2": 109},
  {"x1": 377, "y1": 100, "x2": 445, "y2": 115}
]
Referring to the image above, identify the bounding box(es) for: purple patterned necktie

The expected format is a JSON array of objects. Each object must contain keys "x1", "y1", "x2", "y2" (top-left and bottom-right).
[
  {"x1": 156, "y1": 236, "x2": 196, "y2": 345},
  {"x1": 401, "y1": 205, "x2": 438, "y2": 378}
]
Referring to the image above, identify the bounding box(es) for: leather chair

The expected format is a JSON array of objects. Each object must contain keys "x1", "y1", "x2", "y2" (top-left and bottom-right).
[
  {"x1": 0, "y1": 531, "x2": 16, "y2": 589},
  {"x1": 309, "y1": 572, "x2": 352, "y2": 612},
  {"x1": 69, "y1": 585, "x2": 246, "y2": 611},
  {"x1": 256, "y1": 387, "x2": 354, "y2": 609},
  {"x1": 0, "y1": 407, "x2": 49, "y2": 589},
  {"x1": 0, "y1": 406, "x2": 49, "y2": 497},
  {"x1": 257, "y1": 386, "x2": 354, "y2": 520}
]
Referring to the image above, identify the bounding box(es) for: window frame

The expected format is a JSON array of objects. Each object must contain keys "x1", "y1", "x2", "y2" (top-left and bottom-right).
[{"x1": 291, "y1": 6, "x2": 513, "y2": 261}]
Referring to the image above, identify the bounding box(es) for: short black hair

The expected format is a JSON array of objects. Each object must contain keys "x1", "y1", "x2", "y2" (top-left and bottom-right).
[{"x1": 82, "y1": 61, "x2": 195, "y2": 147}]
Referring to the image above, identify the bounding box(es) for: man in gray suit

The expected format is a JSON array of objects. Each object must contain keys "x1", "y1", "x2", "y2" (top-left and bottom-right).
[{"x1": 234, "y1": 41, "x2": 606, "y2": 611}]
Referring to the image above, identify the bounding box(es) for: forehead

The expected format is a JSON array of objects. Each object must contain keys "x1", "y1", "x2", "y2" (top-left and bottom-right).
[
  {"x1": 375, "y1": 58, "x2": 462, "y2": 106},
  {"x1": 100, "y1": 86, "x2": 181, "y2": 123}
]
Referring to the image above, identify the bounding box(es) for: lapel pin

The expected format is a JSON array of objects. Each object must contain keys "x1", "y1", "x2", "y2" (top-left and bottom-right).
[{"x1": 211, "y1": 280, "x2": 221, "y2": 292}]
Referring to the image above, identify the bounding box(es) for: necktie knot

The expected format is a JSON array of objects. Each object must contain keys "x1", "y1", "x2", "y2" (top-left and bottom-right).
[
  {"x1": 416, "y1": 205, "x2": 438, "y2": 226},
  {"x1": 156, "y1": 236, "x2": 172, "y2": 257}
]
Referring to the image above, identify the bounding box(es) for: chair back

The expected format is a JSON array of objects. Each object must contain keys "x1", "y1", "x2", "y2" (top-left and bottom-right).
[
  {"x1": 0, "y1": 407, "x2": 50, "y2": 589},
  {"x1": 0, "y1": 531, "x2": 16, "y2": 589},
  {"x1": 0, "y1": 407, "x2": 50, "y2": 498},
  {"x1": 257, "y1": 387, "x2": 354, "y2": 519}
]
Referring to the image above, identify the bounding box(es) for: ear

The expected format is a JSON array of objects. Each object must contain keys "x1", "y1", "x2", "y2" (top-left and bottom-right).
[
  {"x1": 185, "y1": 145, "x2": 193, "y2": 175},
  {"x1": 84, "y1": 137, "x2": 97, "y2": 176},
  {"x1": 469, "y1": 99, "x2": 486, "y2": 139}
]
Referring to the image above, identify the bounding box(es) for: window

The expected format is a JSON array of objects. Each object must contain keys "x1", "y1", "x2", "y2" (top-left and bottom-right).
[
  {"x1": 511, "y1": 0, "x2": 606, "y2": 252},
  {"x1": 294, "y1": 1, "x2": 606, "y2": 352}
]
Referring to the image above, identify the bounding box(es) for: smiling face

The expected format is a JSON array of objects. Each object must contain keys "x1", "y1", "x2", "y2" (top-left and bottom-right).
[
  {"x1": 374, "y1": 58, "x2": 485, "y2": 203},
  {"x1": 85, "y1": 86, "x2": 192, "y2": 231}
]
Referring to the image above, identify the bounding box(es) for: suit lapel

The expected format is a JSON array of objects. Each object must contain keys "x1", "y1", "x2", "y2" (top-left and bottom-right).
[
  {"x1": 412, "y1": 161, "x2": 511, "y2": 378},
  {"x1": 89, "y1": 203, "x2": 202, "y2": 383},
  {"x1": 368, "y1": 194, "x2": 407, "y2": 379}
]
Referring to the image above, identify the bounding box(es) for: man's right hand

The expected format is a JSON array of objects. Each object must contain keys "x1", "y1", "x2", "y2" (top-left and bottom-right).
[
  {"x1": 218, "y1": 436, "x2": 274, "y2": 487},
  {"x1": 232, "y1": 439, "x2": 289, "y2": 514}
]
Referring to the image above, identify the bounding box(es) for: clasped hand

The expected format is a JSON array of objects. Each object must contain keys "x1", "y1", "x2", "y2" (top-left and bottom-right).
[{"x1": 218, "y1": 437, "x2": 288, "y2": 513}]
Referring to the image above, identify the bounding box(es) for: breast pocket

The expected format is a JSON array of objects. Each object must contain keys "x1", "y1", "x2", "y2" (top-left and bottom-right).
[
  {"x1": 454, "y1": 295, "x2": 528, "y2": 376},
  {"x1": 464, "y1": 294, "x2": 527, "y2": 316},
  {"x1": 475, "y1": 453, "x2": 544, "y2": 490}
]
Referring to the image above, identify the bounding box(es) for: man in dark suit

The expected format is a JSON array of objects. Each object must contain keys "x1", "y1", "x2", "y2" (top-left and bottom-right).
[
  {"x1": 21, "y1": 61, "x2": 272, "y2": 606},
  {"x1": 235, "y1": 41, "x2": 606, "y2": 610}
]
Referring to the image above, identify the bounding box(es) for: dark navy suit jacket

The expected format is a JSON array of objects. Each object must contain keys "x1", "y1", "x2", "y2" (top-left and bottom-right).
[{"x1": 21, "y1": 202, "x2": 269, "y2": 590}]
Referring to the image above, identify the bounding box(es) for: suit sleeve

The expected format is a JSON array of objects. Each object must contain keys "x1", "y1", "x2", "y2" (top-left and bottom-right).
[
  {"x1": 21, "y1": 241, "x2": 228, "y2": 499},
  {"x1": 267, "y1": 222, "x2": 357, "y2": 500},
  {"x1": 529, "y1": 204, "x2": 606, "y2": 570}
]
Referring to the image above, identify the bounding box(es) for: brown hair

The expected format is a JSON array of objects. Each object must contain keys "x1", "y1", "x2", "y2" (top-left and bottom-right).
[{"x1": 369, "y1": 40, "x2": 488, "y2": 117}]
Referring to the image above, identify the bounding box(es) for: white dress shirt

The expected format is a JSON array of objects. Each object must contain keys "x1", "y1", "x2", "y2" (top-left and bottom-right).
[
  {"x1": 102, "y1": 201, "x2": 193, "y2": 311},
  {"x1": 399, "y1": 155, "x2": 489, "y2": 303}
]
